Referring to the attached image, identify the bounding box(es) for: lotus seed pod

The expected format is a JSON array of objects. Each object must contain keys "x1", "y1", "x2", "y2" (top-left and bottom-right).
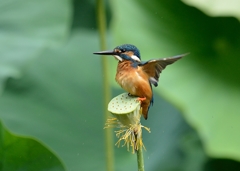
[{"x1": 108, "y1": 93, "x2": 141, "y2": 126}]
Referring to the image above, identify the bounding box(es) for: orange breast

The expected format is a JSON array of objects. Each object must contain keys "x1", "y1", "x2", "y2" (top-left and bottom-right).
[{"x1": 115, "y1": 61, "x2": 152, "y2": 100}]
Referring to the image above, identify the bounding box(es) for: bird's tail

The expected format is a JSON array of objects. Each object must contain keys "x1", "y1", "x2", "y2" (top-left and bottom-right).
[{"x1": 141, "y1": 102, "x2": 149, "y2": 120}]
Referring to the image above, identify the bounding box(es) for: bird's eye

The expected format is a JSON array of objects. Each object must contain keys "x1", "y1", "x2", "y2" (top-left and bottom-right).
[{"x1": 121, "y1": 49, "x2": 126, "y2": 53}]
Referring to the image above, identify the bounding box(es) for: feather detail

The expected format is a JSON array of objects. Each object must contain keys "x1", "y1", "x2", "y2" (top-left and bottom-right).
[{"x1": 139, "y1": 53, "x2": 188, "y2": 86}]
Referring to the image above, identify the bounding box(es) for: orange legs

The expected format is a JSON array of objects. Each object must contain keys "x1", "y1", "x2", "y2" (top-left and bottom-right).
[
  {"x1": 137, "y1": 97, "x2": 146, "y2": 103},
  {"x1": 128, "y1": 93, "x2": 146, "y2": 103}
]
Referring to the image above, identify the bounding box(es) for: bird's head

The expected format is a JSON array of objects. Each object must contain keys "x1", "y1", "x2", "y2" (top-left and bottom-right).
[{"x1": 93, "y1": 44, "x2": 141, "y2": 62}]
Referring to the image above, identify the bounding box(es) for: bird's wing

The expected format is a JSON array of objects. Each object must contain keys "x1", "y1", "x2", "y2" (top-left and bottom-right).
[{"x1": 139, "y1": 53, "x2": 188, "y2": 87}]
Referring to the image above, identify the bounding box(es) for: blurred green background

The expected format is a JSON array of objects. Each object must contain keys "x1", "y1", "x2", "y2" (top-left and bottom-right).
[{"x1": 1, "y1": 0, "x2": 240, "y2": 170}]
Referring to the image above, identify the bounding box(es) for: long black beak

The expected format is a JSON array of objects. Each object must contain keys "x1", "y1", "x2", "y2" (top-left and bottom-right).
[{"x1": 93, "y1": 50, "x2": 117, "y2": 55}]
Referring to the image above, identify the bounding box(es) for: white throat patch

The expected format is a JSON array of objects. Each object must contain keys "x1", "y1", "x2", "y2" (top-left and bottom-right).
[
  {"x1": 113, "y1": 54, "x2": 140, "y2": 62},
  {"x1": 113, "y1": 55, "x2": 123, "y2": 61},
  {"x1": 131, "y1": 55, "x2": 141, "y2": 62}
]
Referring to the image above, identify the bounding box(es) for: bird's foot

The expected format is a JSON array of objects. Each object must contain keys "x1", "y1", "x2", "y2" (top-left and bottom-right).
[
  {"x1": 137, "y1": 97, "x2": 146, "y2": 103},
  {"x1": 128, "y1": 93, "x2": 134, "y2": 97}
]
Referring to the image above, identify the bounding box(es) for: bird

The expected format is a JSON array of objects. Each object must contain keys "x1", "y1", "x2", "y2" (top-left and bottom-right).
[{"x1": 93, "y1": 44, "x2": 188, "y2": 120}]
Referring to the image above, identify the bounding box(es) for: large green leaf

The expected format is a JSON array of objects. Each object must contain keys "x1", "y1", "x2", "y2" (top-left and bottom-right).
[
  {"x1": 0, "y1": 31, "x2": 105, "y2": 171},
  {"x1": 0, "y1": 0, "x2": 71, "y2": 93},
  {"x1": 0, "y1": 121, "x2": 65, "y2": 171},
  {"x1": 182, "y1": 0, "x2": 240, "y2": 20},
  {"x1": 111, "y1": 0, "x2": 240, "y2": 161}
]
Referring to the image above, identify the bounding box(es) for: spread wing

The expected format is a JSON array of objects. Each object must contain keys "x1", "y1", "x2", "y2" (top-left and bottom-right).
[{"x1": 139, "y1": 53, "x2": 188, "y2": 87}]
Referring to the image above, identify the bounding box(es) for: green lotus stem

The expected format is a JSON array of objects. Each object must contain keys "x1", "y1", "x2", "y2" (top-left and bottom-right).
[
  {"x1": 137, "y1": 146, "x2": 144, "y2": 171},
  {"x1": 96, "y1": 0, "x2": 114, "y2": 171}
]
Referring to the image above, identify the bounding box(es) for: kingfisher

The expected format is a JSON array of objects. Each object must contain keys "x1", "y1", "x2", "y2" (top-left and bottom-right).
[{"x1": 94, "y1": 44, "x2": 187, "y2": 120}]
